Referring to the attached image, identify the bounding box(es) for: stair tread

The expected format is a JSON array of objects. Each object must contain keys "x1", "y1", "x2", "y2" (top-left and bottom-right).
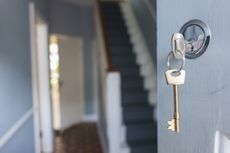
[
  {"x1": 123, "y1": 105, "x2": 154, "y2": 123},
  {"x1": 111, "y1": 44, "x2": 133, "y2": 49},
  {"x1": 122, "y1": 86, "x2": 146, "y2": 94},
  {"x1": 126, "y1": 123, "x2": 157, "y2": 143},
  {"x1": 104, "y1": 15, "x2": 124, "y2": 19},
  {"x1": 121, "y1": 79, "x2": 144, "y2": 90},
  {"x1": 122, "y1": 89, "x2": 147, "y2": 98},
  {"x1": 111, "y1": 51, "x2": 134, "y2": 56},
  {"x1": 112, "y1": 58, "x2": 136, "y2": 66},
  {"x1": 109, "y1": 38, "x2": 131, "y2": 44},
  {"x1": 108, "y1": 34, "x2": 129, "y2": 39},
  {"x1": 103, "y1": 9, "x2": 121, "y2": 13},
  {"x1": 122, "y1": 89, "x2": 147, "y2": 100},
  {"x1": 109, "y1": 40, "x2": 131, "y2": 45},
  {"x1": 119, "y1": 65, "x2": 140, "y2": 71},
  {"x1": 130, "y1": 143, "x2": 157, "y2": 153},
  {"x1": 110, "y1": 44, "x2": 132, "y2": 49},
  {"x1": 107, "y1": 29, "x2": 127, "y2": 34},
  {"x1": 105, "y1": 23, "x2": 126, "y2": 29},
  {"x1": 111, "y1": 50, "x2": 134, "y2": 56},
  {"x1": 120, "y1": 71, "x2": 140, "y2": 78},
  {"x1": 101, "y1": 3, "x2": 119, "y2": 7}
]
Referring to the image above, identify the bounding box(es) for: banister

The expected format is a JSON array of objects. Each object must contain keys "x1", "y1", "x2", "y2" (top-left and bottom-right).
[{"x1": 96, "y1": 0, "x2": 115, "y2": 72}]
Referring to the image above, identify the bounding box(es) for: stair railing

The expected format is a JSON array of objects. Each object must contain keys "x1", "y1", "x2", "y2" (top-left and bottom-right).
[
  {"x1": 95, "y1": 1, "x2": 123, "y2": 153},
  {"x1": 96, "y1": 0, "x2": 114, "y2": 71}
]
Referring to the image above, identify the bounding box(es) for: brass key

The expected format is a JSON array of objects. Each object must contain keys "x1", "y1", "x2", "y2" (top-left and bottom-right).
[{"x1": 165, "y1": 69, "x2": 185, "y2": 133}]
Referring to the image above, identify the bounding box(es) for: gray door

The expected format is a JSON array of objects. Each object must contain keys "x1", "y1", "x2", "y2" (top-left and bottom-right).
[{"x1": 157, "y1": 1, "x2": 230, "y2": 153}]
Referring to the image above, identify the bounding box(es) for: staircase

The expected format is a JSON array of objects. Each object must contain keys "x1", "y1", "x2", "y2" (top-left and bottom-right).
[{"x1": 101, "y1": 2, "x2": 157, "y2": 153}]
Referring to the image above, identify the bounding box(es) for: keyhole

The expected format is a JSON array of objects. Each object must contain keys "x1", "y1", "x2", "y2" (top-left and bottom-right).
[{"x1": 180, "y1": 19, "x2": 211, "y2": 59}]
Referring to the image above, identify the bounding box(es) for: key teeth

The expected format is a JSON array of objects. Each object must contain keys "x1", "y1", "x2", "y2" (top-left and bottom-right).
[{"x1": 167, "y1": 119, "x2": 175, "y2": 132}]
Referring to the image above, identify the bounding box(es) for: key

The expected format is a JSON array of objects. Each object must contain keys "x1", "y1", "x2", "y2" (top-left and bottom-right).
[
  {"x1": 171, "y1": 33, "x2": 186, "y2": 59},
  {"x1": 165, "y1": 69, "x2": 185, "y2": 133}
]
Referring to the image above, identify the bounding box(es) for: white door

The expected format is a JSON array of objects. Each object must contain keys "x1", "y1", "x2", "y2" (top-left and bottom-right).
[{"x1": 58, "y1": 36, "x2": 84, "y2": 130}]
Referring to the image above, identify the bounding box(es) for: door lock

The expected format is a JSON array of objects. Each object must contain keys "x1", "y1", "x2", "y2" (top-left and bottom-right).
[{"x1": 172, "y1": 19, "x2": 211, "y2": 59}]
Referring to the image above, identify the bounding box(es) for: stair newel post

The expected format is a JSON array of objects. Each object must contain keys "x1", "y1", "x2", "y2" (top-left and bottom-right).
[{"x1": 106, "y1": 72, "x2": 122, "y2": 153}]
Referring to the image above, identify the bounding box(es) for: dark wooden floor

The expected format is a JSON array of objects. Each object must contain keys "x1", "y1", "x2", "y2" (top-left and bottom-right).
[{"x1": 54, "y1": 123, "x2": 103, "y2": 153}]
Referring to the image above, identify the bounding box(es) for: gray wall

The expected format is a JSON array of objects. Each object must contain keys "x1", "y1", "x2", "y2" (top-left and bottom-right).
[
  {"x1": 31, "y1": 0, "x2": 49, "y2": 19},
  {"x1": 129, "y1": 0, "x2": 156, "y2": 62},
  {"x1": 50, "y1": 0, "x2": 96, "y2": 115},
  {"x1": 82, "y1": 6, "x2": 95, "y2": 114},
  {"x1": 157, "y1": 0, "x2": 230, "y2": 153},
  {"x1": 50, "y1": 0, "x2": 83, "y2": 36},
  {"x1": 50, "y1": 0, "x2": 94, "y2": 38},
  {"x1": 83, "y1": 39, "x2": 95, "y2": 114},
  {"x1": 1, "y1": 119, "x2": 35, "y2": 153},
  {"x1": 0, "y1": 0, "x2": 49, "y2": 152},
  {"x1": 0, "y1": 0, "x2": 42, "y2": 152}
]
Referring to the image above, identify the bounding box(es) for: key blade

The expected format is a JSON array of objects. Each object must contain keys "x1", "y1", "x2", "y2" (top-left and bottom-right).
[{"x1": 167, "y1": 119, "x2": 176, "y2": 132}]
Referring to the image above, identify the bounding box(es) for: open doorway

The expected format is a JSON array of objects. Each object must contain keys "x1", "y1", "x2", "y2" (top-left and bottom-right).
[
  {"x1": 50, "y1": 35, "x2": 102, "y2": 153},
  {"x1": 50, "y1": 35, "x2": 84, "y2": 132}
]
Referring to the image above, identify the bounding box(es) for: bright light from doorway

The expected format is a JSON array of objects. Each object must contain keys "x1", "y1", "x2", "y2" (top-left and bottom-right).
[
  {"x1": 49, "y1": 35, "x2": 61, "y2": 131},
  {"x1": 50, "y1": 43, "x2": 58, "y2": 54}
]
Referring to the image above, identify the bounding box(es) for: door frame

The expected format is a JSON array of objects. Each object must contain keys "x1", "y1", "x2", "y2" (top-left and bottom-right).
[{"x1": 29, "y1": 2, "x2": 53, "y2": 153}]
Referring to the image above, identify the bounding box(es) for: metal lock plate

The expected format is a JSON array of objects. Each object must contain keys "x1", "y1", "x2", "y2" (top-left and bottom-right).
[{"x1": 179, "y1": 19, "x2": 211, "y2": 59}]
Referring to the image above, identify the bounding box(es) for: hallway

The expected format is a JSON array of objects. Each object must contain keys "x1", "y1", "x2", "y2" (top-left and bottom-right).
[
  {"x1": 54, "y1": 123, "x2": 103, "y2": 153},
  {"x1": 0, "y1": 0, "x2": 157, "y2": 153}
]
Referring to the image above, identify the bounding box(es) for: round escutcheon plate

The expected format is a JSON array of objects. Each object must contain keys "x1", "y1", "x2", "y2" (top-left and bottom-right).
[{"x1": 180, "y1": 19, "x2": 211, "y2": 59}]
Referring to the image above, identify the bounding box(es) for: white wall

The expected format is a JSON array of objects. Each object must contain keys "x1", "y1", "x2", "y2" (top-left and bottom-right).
[{"x1": 58, "y1": 36, "x2": 84, "y2": 130}]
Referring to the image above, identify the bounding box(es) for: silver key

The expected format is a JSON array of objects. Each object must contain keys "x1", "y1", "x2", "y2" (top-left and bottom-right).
[
  {"x1": 171, "y1": 33, "x2": 186, "y2": 59},
  {"x1": 165, "y1": 69, "x2": 185, "y2": 133}
]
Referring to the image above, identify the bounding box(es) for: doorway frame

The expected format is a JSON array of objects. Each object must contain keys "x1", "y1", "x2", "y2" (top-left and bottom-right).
[{"x1": 29, "y1": 2, "x2": 53, "y2": 153}]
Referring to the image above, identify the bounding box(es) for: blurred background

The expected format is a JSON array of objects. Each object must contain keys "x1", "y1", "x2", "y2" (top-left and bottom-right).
[{"x1": 0, "y1": 0, "x2": 156, "y2": 153}]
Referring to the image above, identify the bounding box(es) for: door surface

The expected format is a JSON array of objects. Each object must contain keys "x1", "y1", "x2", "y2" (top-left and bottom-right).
[
  {"x1": 157, "y1": 1, "x2": 230, "y2": 153},
  {"x1": 59, "y1": 36, "x2": 84, "y2": 130}
]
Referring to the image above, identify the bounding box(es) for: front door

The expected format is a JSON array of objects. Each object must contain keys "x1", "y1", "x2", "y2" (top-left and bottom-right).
[{"x1": 157, "y1": 1, "x2": 230, "y2": 153}]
